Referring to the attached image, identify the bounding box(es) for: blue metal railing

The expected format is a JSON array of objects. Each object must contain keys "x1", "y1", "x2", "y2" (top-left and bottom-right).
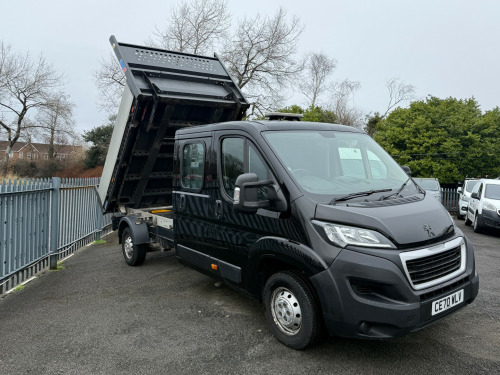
[
  {"x1": 0, "y1": 180, "x2": 463, "y2": 294},
  {"x1": 0, "y1": 177, "x2": 111, "y2": 294}
]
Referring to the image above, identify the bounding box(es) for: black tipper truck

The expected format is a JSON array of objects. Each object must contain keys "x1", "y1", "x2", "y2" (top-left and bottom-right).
[{"x1": 98, "y1": 36, "x2": 479, "y2": 349}]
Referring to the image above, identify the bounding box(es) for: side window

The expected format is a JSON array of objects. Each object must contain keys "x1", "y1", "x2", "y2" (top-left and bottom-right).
[
  {"x1": 477, "y1": 183, "x2": 483, "y2": 198},
  {"x1": 248, "y1": 143, "x2": 269, "y2": 201},
  {"x1": 182, "y1": 142, "x2": 205, "y2": 190},
  {"x1": 222, "y1": 138, "x2": 245, "y2": 197},
  {"x1": 221, "y1": 137, "x2": 271, "y2": 200}
]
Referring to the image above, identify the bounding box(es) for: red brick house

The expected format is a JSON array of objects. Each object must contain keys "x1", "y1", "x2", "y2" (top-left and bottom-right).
[{"x1": 0, "y1": 141, "x2": 82, "y2": 162}]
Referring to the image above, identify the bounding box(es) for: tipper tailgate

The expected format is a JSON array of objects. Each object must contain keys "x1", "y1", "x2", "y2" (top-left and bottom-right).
[{"x1": 98, "y1": 36, "x2": 249, "y2": 213}]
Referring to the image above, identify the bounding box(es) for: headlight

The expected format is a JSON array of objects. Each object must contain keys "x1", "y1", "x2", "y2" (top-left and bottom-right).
[
  {"x1": 312, "y1": 221, "x2": 395, "y2": 248},
  {"x1": 483, "y1": 202, "x2": 497, "y2": 211},
  {"x1": 461, "y1": 195, "x2": 469, "y2": 202}
]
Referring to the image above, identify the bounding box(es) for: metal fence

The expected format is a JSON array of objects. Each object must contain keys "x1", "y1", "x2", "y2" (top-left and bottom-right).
[
  {"x1": 442, "y1": 188, "x2": 459, "y2": 215},
  {"x1": 0, "y1": 177, "x2": 111, "y2": 294},
  {"x1": 0, "y1": 180, "x2": 462, "y2": 294}
]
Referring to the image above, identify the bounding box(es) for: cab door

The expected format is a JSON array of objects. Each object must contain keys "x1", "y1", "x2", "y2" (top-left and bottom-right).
[
  {"x1": 206, "y1": 131, "x2": 280, "y2": 283},
  {"x1": 468, "y1": 182, "x2": 482, "y2": 217},
  {"x1": 174, "y1": 135, "x2": 213, "y2": 257}
]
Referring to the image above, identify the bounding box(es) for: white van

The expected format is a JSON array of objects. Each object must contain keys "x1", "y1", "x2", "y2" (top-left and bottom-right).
[{"x1": 465, "y1": 178, "x2": 500, "y2": 232}]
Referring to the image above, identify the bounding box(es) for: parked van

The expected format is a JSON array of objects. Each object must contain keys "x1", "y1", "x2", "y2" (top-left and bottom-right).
[
  {"x1": 413, "y1": 178, "x2": 442, "y2": 203},
  {"x1": 457, "y1": 179, "x2": 479, "y2": 219},
  {"x1": 465, "y1": 178, "x2": 500, "y2": 232},
  {"x1": 100, "y1": 37, "x2": 479, "y2": 349}
]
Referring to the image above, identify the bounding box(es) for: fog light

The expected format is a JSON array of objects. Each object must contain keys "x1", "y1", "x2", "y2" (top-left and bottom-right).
[{"x1": 360, "y1": 322, "x2": 371, "y2": 334}]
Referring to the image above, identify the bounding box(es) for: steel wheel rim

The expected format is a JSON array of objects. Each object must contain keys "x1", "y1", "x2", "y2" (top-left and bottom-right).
[
  {"x1": 124, "y1": 236, "x2": 134, "y2": 259},
  {"x1": 270, "y1": 287, "x2": 302, "y2": 335}
]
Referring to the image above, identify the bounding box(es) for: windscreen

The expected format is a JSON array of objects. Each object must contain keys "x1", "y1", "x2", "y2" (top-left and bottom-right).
[
  {"x1": 264, "y1": 130, "x2": 415, "y2": 202},
  {"x1": 465, "y1": 180, "x2": 478, "y2": 193}
]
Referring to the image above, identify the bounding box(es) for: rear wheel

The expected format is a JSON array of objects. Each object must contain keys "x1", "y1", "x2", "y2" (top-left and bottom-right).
[
  {"x1": 121, "y1": 227, "x2": 147, "y2": 266},
  {"x1": 263, "y1": 271, "x2": 321, "y2": 350}
]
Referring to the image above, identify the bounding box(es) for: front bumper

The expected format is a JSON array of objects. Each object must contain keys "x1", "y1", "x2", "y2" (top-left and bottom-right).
[
  {"x1": 481, "y1": 210, "x2": 500, "y2": 229},
  {"x1": 310, "y1": 240, "x2": 479, "y2": 339}
]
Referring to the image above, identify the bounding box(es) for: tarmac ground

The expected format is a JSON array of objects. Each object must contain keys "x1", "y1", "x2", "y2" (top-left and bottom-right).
[{"x1": 0, "y1": 219, "x2": 499, "y2": 375}]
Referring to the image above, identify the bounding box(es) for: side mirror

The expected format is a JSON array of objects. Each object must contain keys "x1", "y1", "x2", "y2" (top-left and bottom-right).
[
  {"x1": 401, "y1": 165, "x2": 411, "y2": 176},
  {"x1": 457, "y1": 187, "x2": 463, "y2": 194},
  {"x1": 233, "y1": 173, "x2": 287, "y2": 214},
  {"x1": 471, "y1": 192, "x2": 479, "y2": 199}
]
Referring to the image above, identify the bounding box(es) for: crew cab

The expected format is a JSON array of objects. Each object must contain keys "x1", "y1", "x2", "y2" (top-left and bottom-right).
[{"x1": 99, "y1": 37, "x2": 479, "y2": 349}]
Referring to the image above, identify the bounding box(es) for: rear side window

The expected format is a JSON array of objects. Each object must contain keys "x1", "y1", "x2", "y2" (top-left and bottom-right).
[{"x1": 182, "y1": 142, "x2": 205, "y2": 190}]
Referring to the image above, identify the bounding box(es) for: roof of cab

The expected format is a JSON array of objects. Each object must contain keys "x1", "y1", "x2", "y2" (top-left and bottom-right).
[{"x1": 176, "y1": 120, "x2": 365, "y2": 136}]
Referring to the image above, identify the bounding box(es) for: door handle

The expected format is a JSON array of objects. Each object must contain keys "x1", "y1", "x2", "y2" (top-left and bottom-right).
[
  {"x1": 215, "y1": 200, "x2": 223, "y2": 219},
  {"x1": 180, "y1": 194, "x2": 186, "y2": 211}
]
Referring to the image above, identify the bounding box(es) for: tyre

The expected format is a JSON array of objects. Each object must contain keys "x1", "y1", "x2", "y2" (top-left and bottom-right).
[
  {"x1": 473, "y1": 213, "x2": 483, "y2": 233},
  {"x1": 121, "y1": 227, "x2": 147, "y2": 266},
  {"x1": 464, "y1": 214, "x2": 472, "y2": 226},
  {"x1": 263, "y1": 271, "x2": 321, "y2": 350},
  {"x1": 456, "y1": 213, "x2": 464, "y2": 220}
]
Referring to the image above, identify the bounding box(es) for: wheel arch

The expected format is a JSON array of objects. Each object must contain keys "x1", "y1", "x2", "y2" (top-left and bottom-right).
[
  {"x1": 248, "y1": 237, "x2": 328, "y2": 302},
  {"x1": 118, "y1": 216, "x2": 150, "y2": 245}
]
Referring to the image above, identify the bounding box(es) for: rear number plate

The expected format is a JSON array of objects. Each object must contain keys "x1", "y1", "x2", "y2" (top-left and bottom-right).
[{"x1": 431, "y1": 289, "x2": 464, "y2": 316}]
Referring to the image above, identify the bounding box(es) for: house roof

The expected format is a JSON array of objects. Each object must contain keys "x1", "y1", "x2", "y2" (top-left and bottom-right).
[{"x1": 0, "y1": 140, "x2": 82, "y2": 155}]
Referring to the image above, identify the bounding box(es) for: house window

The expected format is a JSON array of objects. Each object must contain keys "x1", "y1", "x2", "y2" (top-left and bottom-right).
[
  {"x1": 9, "y1": 151, "x2": 13, "y2": 158},
  {"x1": 44, "y1": 154, "x2": 48, "y2": 160},
  {"x1": 27, "y1": 152, "x2": 31, "y2": 158},
  {"x1": 33, "y1": 153, "x2": 38, "y2": 159},
  {"x1": 19, "y1": 152, "x2": 23, "y2": 158}
]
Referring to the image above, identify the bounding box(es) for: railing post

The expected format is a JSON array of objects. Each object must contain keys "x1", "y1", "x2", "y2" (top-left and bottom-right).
[
  {"x1": 94, "y1": 178, "x2": 103, "y2": 241},
  {"x1": 96, "y1": 204, "x2": 103, "y2": 241},
  {"x1": 49, "y1": 177, "x2": 61, "y2": 270}
]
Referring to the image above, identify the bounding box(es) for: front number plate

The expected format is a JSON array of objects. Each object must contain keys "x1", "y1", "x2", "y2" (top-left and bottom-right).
[{"x1": 431, "y1": 289, "x2": 464, "y2": 316}]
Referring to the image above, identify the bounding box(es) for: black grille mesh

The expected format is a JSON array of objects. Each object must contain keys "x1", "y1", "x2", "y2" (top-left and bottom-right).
[{"x1": 406, "y1": 246, "x2": 461, "y2": 286}]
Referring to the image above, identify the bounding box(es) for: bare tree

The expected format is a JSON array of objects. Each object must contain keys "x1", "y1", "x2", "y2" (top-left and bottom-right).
[
  {"x1": 299, "y1": 52, "x2": 337, "y2": 108},
  {"x1": 94, "y1": 0, "x2": 229, "y2": 114},
  {"x1": 92, "y1": 52, "x2": 125, "y2": 113},
  {"x1": 0, "y1": 42, "x2": 64, "y2": 176},
  {"x1": 93, "y1": 4, "x2": 303, "y2": 118},
  {"x1": 382, "y1": 77, "x2": 415, "y2": 118},
  {"x1": 36, "y1": 93, "x2": 77, "y2": 159},
  {"x1": 330, "y1": 79, "x2": 363, "y2": 127},
  {"x1": 222, "y1": 7, "x2": 304, "y2": 117},
  {"x1": 150, "y1": 0, "x2": 230, "y2": 55}
]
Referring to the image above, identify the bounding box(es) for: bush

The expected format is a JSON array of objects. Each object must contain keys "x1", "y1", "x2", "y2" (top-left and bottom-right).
[{"x1": 12, "y1": 159, "x2": 38, "y2": 177}]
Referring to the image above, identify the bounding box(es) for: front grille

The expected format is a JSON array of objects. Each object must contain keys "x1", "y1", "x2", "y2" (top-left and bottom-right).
[
  {"x1": 400, "y1": 237, "x2": 466, "y2": 290},
  {"x1": 420, "y1": 276, "x2": 469, "y2": 302},
  {"x1": 407, "y1": 246, "x2": 461, "y2": 286}
]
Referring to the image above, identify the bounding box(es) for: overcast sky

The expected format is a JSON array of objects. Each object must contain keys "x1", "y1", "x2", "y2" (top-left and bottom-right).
[{"x1": 1, "y1": 0, "x2": 498, "y2": 134}]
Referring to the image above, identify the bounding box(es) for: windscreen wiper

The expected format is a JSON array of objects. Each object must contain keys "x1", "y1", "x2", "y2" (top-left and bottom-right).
[
  {"x1": 379, "y1": 177, "x2": 411, "y2": 201},
  {"x1": 330, "y1": 188, "x2": 392, "y2": 204}
]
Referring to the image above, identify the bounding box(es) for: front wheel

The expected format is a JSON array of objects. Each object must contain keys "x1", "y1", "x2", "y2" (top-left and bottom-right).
[
  {"x1": 263, "y1": 271, "x2": 321, "y2": 350},
  {"x1": 473, "y1": 213, "x2": 483, "y2": 233},
  {"x1": 121, "y1": 227, "x2": 147, "y2": 266},
  {"x1": 464, "y1": 214, "x2": 472, "y2": 226}
]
